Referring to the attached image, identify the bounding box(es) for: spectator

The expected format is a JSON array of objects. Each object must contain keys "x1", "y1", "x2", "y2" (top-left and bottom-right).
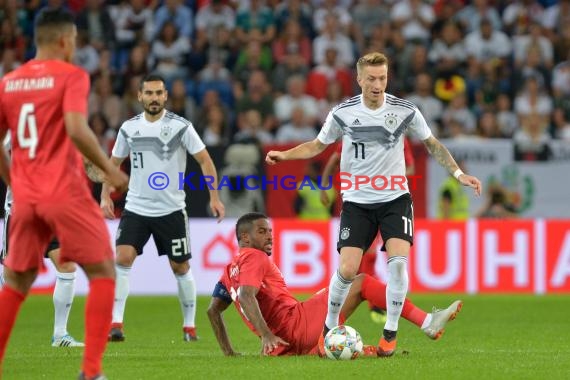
[
  {"x1": 351, "y1": 0, "x2": 391, "y2": 53},
  {"x1": 542, "y1": 0, "x2": 570, "y2": 44},
  {"x1": 295, "y1": 162, "x2": 335, "y2": 220},
  {"x1": 89, "y1": 74, "x2": 124, "y2": 130},
  {"x1": 274, "y1": 0, "x2": 313, "y2": 37},
  {"x1": 233, "y1": 40, "x2": 273, "y2": 87},
  {"x1": 476, "y1": 111, "x2": 502, "y2": 139},
  {"x1": 235, "y1": 0, "x2": 276, "y2": 46},
  {"x1": 442, "y1": 92, "x2": 476, "y2": 135},
  {"x1": 428, "y1": 21, "x2": 466, "y2": 75},
  {"x1": 89, "y1": 112, "x2": 114, "y2": 155},
  {"x1": 74, "y1": 30, "x2": 100, "y2": 76},
  {"x1": 153, "y1": 0, "x2": 193, "y2": 39},
  {"x1": 496, "y1": 93, "x2": 518, "y2": 138},
  {"x1": 513, "y1": 22, "x2": 553, "y2": 70},
  {"x1": 274, "y1": 75, "x2": 318, "y2": 126},
  {"x1": 236, "y1": 70, "x2": 276, "y2": 133},
  {"x1": 109, "y1": 0, "x2": 154, "y2": 70},
  {"x1": 218, "y1": 144, "x2": 265, "y2": 217},
  {"x1": 464, "y1": 18, "x2": 512, "y2": 66},
  {"x1": 233, "y1": 109, "x2": 273, "y2": 145},
  {"x1": 275, "y1": 107, "x2": 317, "y2": 144},
  {"x1": 390, "y1": 0, "x2": 435, "y2": 44},
  {"x1": 513, "y1": 113, "x2": 552, "y2": 161},
  {"x1": 194, "y1": 0, "x2": 235, "y2": 53},
  {"x1": 313, "y1": 0, "x2": 352, "y2": 35},
  {"x1": 0, "y1": 48, "x2": 21, "y2": 77},
  {"x1": 514, "y1": 75, "x2": 553, "y2": 127},
  {"x1": 406, "y1": 72, "x2": 444, "y2": 134},
  {"x1": 76, "y1": 0, "x2": 116, "y2": 51},
  {"x1": 166, "y1": 78, "x2": 196, "y2": 122},
  {"x1": 502, "y1": 0, "x2": 544, "y2": 36},
  {"x1": 150, "y1": 21, "x2": 191, "y2": 81},
  {"x1": 475, "y1": 184, "x2": 518, "y2": 218},
  {"x1": 0, "y1": 19, "x2": 26, "y2": 62},
  {"x1": 121, "y1": 74, "x2": 144, "y2": 120},
  {"x1": 317, "y1": 81, "x2": 349, "y2": 124},
  {"x1": 271, "y1": 19, "x2": 311, "y2": 93},
  {"x1": 202, "y1": 104, "x2": 230, "y2": 147},
  {"x1": 455, "y1": 0, "x2": 502, "y2": 33},
  {"x1": 312, "y1": 13, "x2": 354, "y2": 68}
]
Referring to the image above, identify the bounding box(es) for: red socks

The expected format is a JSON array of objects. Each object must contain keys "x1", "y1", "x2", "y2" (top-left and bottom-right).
[
  {"x1": 361, "y1": 274, "x2": 427, "y2": 327},
  {"x1": 0, "y1": 286, "x2": 26, "y2": 367},
  {"x1": 82, "y1": 278, "x2": 115, "y2": 378}
]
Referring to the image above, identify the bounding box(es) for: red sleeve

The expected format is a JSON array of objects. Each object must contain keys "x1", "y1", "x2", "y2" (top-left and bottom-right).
[
  {"x1": 0, "y1": 81, "x2": 6, "y2": 133},
  {"x1": 238, "y1": 249, "x2": 270, "y2": 288},
  {"x1": 335, "y1": 142, "x2": 342, "y2": 155},
  {"x1": 404, "y1": 137, "x2": 415, "y2": 167},
  {"x1": 63, "y1": 68, "x2": 89, "y2": 116}
]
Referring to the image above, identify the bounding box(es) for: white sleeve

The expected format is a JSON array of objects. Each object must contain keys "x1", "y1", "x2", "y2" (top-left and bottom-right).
[
  {"x1": 112, "y1": 128, "x2": 130, "y2": 158},
  {"x1": 182, "y1": 123, "x2": 206, "y2": 155},
  {"x1": 317, "y1": 110, "x2": 343, "y2": 144},
  {"x1": 409, "y1": 109, "x2": 432, "y2": 141}
]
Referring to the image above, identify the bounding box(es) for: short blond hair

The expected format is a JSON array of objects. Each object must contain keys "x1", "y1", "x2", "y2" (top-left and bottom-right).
[{"x1": 356, "y1": 52, "x2": 389, "y2": 76}]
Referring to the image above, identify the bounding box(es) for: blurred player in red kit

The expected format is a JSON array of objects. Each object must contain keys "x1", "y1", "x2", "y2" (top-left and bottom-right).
[{"x1": 0, "y1": 8, "x2": 127, "y2": 380}]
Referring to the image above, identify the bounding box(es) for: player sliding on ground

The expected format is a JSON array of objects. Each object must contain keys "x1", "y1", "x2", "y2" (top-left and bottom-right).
[{"x1": 207, "y1": 213, "x2": 462, "y2": 356}]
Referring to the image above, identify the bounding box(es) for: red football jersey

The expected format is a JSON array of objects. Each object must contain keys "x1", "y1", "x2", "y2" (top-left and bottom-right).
[
  {"x1": 0, "y1": 59, "x2": 90, "y2": 203},
  {"x1": 220, "y1": 248, "x2": 298, "y2": 337}
]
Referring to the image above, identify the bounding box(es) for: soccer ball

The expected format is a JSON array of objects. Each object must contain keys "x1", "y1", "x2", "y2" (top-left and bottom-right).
[{"x1": 323, "y1": 325, "x2": 363, "y2": 360}]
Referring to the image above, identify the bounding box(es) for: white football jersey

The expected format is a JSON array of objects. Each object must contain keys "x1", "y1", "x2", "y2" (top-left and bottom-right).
[
  {"x1": 3, "y1": 134, "x2": 12, "y2": 215},
  {"x1": 318, "y1": 93, "x2": 432, "y2": 204},
  {"x1": 112, "y1": 110, "x2": 206, "y2": 217}
]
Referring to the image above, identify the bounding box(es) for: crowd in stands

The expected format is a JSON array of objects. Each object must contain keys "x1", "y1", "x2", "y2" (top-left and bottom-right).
[
  {"x1": 1, "y1": 0, "x2": 569, "y2": 215},
  {"x1": 2, "y1": 0, "x2": 569, "y2": 153}
]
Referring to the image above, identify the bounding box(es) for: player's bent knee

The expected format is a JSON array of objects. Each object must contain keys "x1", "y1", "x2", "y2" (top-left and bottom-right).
[
  {"x1": 53, "y1": 259, "x2": 77, "y2": 273},
  {"x1": 115, "y1": 245, "x2": 138, "y2": 266},
  {"x1": 338, "y1": 264, "x2": 359, "y2": 281},
  {"x1": 82, "y1": 259, "x2": 116, "y2": 280},
  {"x1": 170, "y1": 259, "x2": 190, "y2": 275}
]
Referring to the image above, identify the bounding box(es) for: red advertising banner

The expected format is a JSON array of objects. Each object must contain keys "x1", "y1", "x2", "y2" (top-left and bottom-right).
[{"x1": 8, "y1": 219, "x2": 570, "y2": 295}]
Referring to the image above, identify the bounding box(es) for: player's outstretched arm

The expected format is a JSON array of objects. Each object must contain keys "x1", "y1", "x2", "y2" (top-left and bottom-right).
[
  {"x1": 193, "y1": 149, "x2": 225, "y2": 222},
  {"x1": 265, "y1": 138, "x2": 328, "y2": 165},
  {"x1": 207, "y1": 296, "x2": 240, "y2": 356},
  {"x1": 238, "y1": 286, "x2": 289, "y2": 355},
  {"x1": 422, "y1": 135, "x2": 482, "y2": 196},
  {"x1": 0, "y1": 129, "x2": 10, "y2": 186},
  {"x1": 100, "y1": 156, "x2": 126, "y2": 219},
  {"x1": 65, "y1": 112, "x2": 128, "y2": 193}
]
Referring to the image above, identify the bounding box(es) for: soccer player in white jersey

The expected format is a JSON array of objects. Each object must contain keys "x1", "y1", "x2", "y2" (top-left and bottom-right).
[
  {"x1": 100, "y1": 74, "x2": 225, "y2": 342},
  {"x1": 0, "y1": 134, "x2": 83, "y2": 347},
  {"x1": 266, "y1": 52, "x2": 481, "y2": 357}
]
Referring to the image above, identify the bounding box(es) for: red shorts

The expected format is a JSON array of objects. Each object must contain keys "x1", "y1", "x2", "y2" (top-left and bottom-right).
[
  {"x1": 5, "y1": 196, "x2": 113, "y2": 272},
  {"x1": 270, "y1": 288, "x2": 346, "y2": 356}
]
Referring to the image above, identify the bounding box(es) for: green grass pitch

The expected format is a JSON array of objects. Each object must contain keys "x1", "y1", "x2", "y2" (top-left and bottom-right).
[{"x1": 3, "y1": 294, "x2": 570, "y2": 379}]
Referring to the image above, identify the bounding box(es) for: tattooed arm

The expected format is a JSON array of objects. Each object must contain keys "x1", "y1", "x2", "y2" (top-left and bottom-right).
[{"x1": 423, "y1": 135, "x2": 482, "y2": 196}]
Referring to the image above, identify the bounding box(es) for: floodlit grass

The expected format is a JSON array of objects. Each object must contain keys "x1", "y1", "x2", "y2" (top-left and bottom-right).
[{"x1": 3, "y1": 294, "x2": 570, "y2": 379}]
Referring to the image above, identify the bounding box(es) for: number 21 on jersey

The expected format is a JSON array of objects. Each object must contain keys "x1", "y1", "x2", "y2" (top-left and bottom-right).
[{"x1": 17, "y1": 103, "x2": 39, "y2": 159}]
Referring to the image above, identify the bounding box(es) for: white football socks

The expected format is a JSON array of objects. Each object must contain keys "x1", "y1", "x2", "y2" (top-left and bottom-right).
[
  {"x1": 52, "y1": 271, "x2": 76, "y2": 338},
  {"x1": 176, "y1": 269, "x2": 197, "y2": 328},
  {"x1": 112, "y1": 264, "x2": 131, "y2": 324},
  {"x1": 384, "y1": 256, "x2": 409, "y2": 332},
  {"x1": 324, "y1": 270, "x2": 353, "y2": 330}
]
